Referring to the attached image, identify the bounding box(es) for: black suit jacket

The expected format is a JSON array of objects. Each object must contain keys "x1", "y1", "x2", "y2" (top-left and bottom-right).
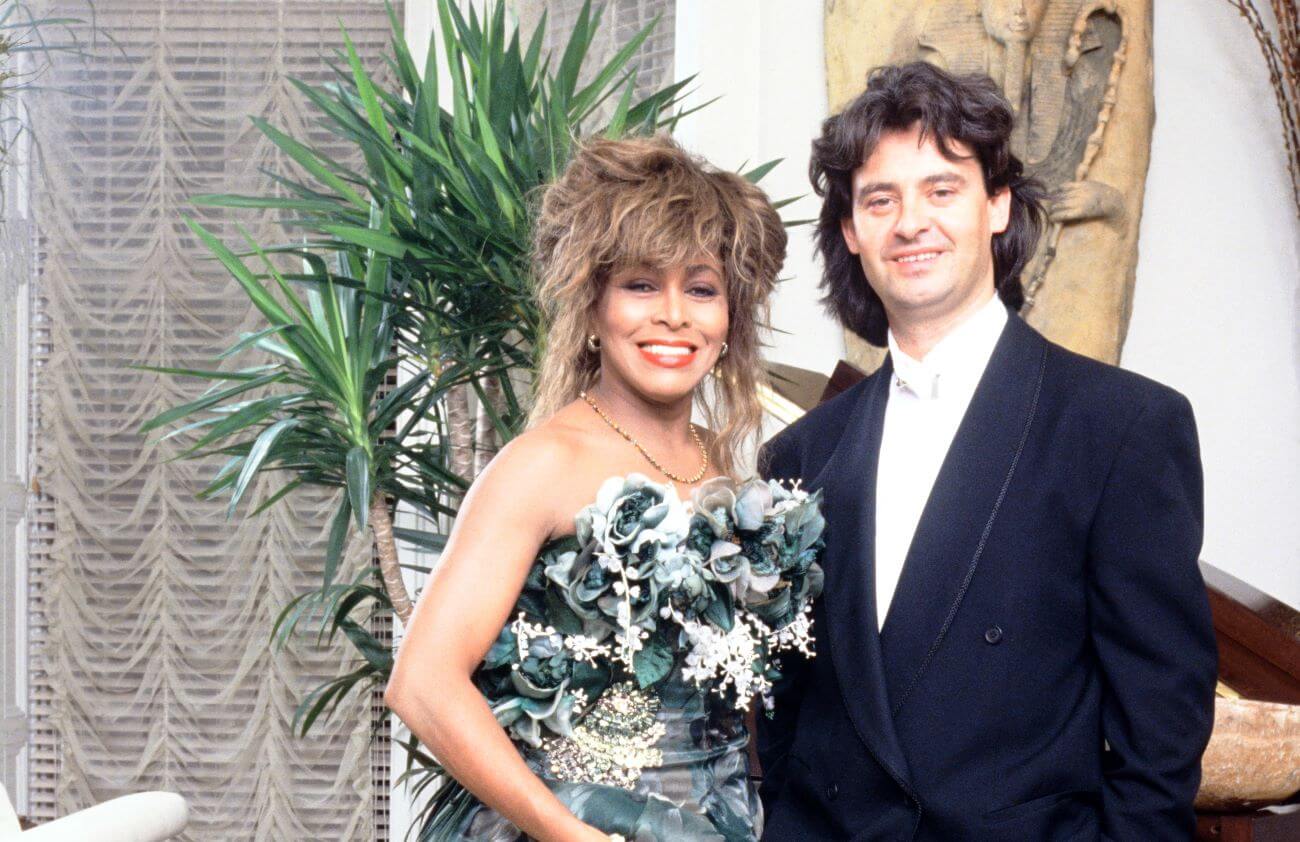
[{"x1": 758, "y1": 313, "x2": 1217, "y2": 842}]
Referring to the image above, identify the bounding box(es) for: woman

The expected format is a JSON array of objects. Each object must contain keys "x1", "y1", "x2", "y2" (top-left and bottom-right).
[{"x1": 385, "y1": 136, "x2": 825, "y2": 841}]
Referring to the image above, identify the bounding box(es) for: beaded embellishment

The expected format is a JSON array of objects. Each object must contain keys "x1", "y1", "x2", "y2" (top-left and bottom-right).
[{"x1": 542, "y1": 681, "x2": 666, "y2": 789}]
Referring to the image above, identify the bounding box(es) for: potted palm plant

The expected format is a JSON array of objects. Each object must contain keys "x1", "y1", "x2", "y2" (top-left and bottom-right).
[{"x1": 142, "y1": 0, "x2": 712, "y2": 831}]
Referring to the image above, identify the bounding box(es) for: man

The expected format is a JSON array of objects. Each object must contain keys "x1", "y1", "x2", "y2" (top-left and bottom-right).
[{"x1": 758, "y1": 62, "x2": 1217, "y2": 841}]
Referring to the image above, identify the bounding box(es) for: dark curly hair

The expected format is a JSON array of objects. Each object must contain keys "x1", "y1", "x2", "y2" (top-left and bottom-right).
[{"x1": 810, "y1": 62, "x2": 1047, "y2": 346}]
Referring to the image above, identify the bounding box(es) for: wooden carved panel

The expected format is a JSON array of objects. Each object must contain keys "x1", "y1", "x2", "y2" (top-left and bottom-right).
[{"x1": 825, "y1": 0, "x2": 1154, "y2": 368}]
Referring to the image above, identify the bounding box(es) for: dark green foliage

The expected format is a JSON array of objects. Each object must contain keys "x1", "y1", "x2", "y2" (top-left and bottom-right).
[{"x1": 144, "y1": 0, "x2": 694, "y2": 834}]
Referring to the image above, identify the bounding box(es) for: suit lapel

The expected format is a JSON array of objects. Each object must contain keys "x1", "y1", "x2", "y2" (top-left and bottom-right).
[
  {"x1": 879, "y1": 314, "x2": 1047, "y2": 714},
  {"x1": 811, "y1": 358, "x2": 913, "y2": 790}
]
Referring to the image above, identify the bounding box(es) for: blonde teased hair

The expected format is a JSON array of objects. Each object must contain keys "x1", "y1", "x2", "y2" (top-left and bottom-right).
[{"x1": 528, "y1": 135, "x2": 787, "y2": 476}]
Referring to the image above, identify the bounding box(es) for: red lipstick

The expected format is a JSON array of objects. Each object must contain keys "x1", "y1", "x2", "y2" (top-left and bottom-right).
[{"x1": 637, "y1": 340, "x2": 698, "y2": 369}]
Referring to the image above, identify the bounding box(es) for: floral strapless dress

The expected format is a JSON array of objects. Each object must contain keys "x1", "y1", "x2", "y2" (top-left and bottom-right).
[{"x1": 422, "y1": 474, "x2": 825, "y2": 842}]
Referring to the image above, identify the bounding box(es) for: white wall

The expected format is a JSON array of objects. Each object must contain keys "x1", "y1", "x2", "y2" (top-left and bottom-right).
[
  {"x1": 1, "y1": 246, "x2": 30, "y2": 809},
  {"x1": 2, "y1": 81, "x2": 34, "y2": 812},
  {"x1": 1125, "y1": 1, "x2": 1300, "y2": 609},
  {"x1": 676, "y1": 1, "x2": 1300, "y2": 608},
  {"x1": 674, "y1": 2, "x2": 844, "y2": 377}
]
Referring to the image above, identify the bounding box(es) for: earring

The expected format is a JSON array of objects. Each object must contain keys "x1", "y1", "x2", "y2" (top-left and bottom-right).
[
  {"x1": 719, "y1": 341, "x2": 729, "y2": 358},
  {"x1": 587, "y1": 334, "x2": 601, "y2": 353}
]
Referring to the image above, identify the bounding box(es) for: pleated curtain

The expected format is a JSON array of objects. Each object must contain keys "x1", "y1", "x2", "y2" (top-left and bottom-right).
[
  {"x1": 25, "y1": 2, "x2": 398, "y2": 838},
  {"x1": 517, "y1": 0, "x2": 675, "y2": 108}
]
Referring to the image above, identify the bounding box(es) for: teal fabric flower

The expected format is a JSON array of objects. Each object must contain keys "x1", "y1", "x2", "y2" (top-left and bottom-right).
[
  {"x1": 445, "y1": 473, "x2": 825, "y2": 840},
  {"x1": 472, "y1": 472, "x2": 824, "y2": 746}
]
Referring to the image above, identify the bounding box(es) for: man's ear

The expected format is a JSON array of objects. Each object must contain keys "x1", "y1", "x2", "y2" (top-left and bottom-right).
[
  {"x1": 989, "y1": 187, "x2": 1012, "y2": 235},
  {"x1": 840, "y1": 216, "x2": 862, "y2": 255}
]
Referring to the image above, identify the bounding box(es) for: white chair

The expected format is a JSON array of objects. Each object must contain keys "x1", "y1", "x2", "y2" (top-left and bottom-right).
[{"x1": 0, "y1": 782, "x2": 187, "y2": 841}]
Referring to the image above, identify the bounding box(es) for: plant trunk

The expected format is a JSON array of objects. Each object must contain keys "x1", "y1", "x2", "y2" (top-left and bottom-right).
[
  {"x1": 473, "y1": 375, "x2": 503, "y2": 476},
  {"x1": 370, "y1": 491, "x2": 414, "y2": 624},
  {"x1": 447, "y1": 382, "x2": 475, "y2": 483}
]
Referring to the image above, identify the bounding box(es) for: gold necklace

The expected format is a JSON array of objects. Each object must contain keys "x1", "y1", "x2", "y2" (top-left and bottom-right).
[{"x1": 579, "y1": 391, "x2": 709, "y2": 484}]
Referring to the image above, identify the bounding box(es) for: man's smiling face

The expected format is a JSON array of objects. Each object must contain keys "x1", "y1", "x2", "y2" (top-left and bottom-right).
[{"x1": 840, "y1": 123, "x2": 1011, "y2": 333}]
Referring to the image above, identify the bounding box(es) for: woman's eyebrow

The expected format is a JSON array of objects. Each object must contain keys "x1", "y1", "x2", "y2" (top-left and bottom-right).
[{"x1": 686, "y1": 263, "x2": 721, "y2": 277}]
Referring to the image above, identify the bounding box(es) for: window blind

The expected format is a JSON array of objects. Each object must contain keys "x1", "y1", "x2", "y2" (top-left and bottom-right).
[{"x1": 25, "y1": 3, "x2": 399, "y2": 838}]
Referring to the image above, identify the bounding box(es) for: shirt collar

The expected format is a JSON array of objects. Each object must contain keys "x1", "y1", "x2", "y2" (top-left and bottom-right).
[{"x1": 887, "y1": 294, "x2": 1008, "y2": 400}]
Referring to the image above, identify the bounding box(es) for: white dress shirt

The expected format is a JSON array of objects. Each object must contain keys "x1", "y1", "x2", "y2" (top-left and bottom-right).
[{"x1": 874, "y1": 294, "x2": 1008, "y2": 630}]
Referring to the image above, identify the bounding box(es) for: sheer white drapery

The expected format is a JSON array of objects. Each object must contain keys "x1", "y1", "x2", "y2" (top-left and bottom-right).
[
  {"x1": 512, "y1": 0, "x2": 675, "y2": 111},
  {"x1": 25, "y1": 3, "x2": 397, "y2": 838}
]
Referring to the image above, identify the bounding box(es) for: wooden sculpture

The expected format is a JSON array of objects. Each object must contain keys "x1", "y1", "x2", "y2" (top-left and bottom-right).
[{"x1": 825, "y1": 0, "x2": 1152, "y2": 368}]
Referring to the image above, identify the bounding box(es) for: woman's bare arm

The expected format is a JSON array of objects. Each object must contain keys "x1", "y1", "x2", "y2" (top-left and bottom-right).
[{"x1": 384, "y1": 433, "x2": 607, "y2": 842}]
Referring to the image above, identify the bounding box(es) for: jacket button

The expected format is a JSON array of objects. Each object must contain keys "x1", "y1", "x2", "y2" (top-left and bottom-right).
[
  {"x1": 984, "y1": 625, "x2": 1003, "y2": 645},
  {"x1": 826, "y1": 782, "x2": 839, "y2": 801}
]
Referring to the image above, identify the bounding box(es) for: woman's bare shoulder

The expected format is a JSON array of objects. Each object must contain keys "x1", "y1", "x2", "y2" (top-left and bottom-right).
[
  {"x1": 477, "y1": 409, "x2": 610, "y2": 498},
  {"x1": 478, "y1": 407, "x2": 639, "y2": 536},
  {"x1": 491, "y1": 408, "x2": 592, "y2": 469}
]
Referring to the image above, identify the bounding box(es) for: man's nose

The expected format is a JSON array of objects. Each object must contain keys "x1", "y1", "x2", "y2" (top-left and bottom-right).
[{"x1": 894, "y1": 199, "x2": 930, "y2": 240}]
